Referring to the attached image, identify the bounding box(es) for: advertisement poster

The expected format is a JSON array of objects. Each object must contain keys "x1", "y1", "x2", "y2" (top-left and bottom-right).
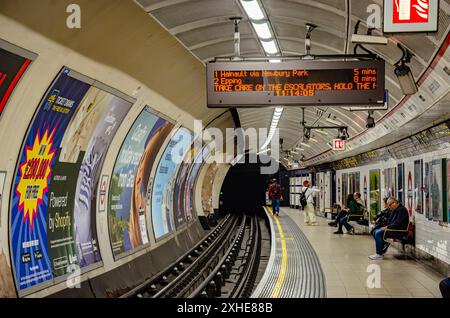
[
  {"x1": 0, "y1": 171, "x2": 16, "y2": 297},
  {"x1": 151, "y1": 128, "x2": 192, "y2": 240},
  {"x1": 447, "y1": 160, "x2": 450, "y2": 222},
  {"x1": 72, "y1": 93, "x2": 133, "y2": 267},
  {"x1": 172, "y1": 133, "x2": 196, "y2": 228},
  {"x1": 201, "y1": 163, "x2": 218, "y2": 216},
  {"x1": 431, "y1": 159, "x2": 442, "y2": 221},
  {"x1": 383, "y1": 167, "x2": 396, "y2": 199},
  {"x1": 424, "y1": 162, "x2": 431, "y2": 219},
  {"x1": 10, "y1": 68, "x2": 90, "y2": 290},
  {"x1": 185, "y1": 145, "x2": 212, "y2": 222},
  {"x1": 109, "y1": 107, "x2": 173, "y2": 256},
  {"x1": 0, "y1": 46, "x2": 31, "y2": 117},
  {"x1": 407, "y1": 171, "x2": 413, "y2": 216},
  {"x1": 414, "y1": 160, "x2": 423, "y2": 214},
  {"x1": 369, "y1": 169, "x2": 381, "y2": 222},
  {"x1": 45, "y1": 83, "x2": 133, "y2": 276},
  {"x1": 398, "y1": 163, "x2": 405, "y2": 204}
]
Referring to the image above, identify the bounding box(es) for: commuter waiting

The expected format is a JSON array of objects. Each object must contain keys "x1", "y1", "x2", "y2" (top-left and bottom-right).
[
  {"x1": 328, "y1": 194, "x2": 352, "y2": 227},
  {"x1": 334, "y1": 192, "x2": 364, "y2": 235},
  {"x1": 370, "y1": 197, "x2": 391, "y2": 236},
  {"x1": 369, "y1": 197, "x2": 409, "y2": 260}
]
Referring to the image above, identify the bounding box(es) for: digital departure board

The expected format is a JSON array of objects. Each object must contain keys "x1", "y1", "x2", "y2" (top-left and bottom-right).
[{"x1": 207, "y1": 60, "x2": 385, "y2": 107}]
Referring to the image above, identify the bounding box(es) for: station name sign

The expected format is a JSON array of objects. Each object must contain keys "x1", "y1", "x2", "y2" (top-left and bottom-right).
[{"x1": 207, "y1": 59, "x2": 385, "y2": 108}]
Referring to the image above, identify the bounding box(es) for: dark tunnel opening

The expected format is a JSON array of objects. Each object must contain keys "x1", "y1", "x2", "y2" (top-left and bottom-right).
[{"x1": 219, "y1": 155, "x2": 288, "y2": 217}]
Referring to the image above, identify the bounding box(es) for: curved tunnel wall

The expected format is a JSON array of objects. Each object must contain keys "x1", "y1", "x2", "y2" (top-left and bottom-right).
[{"x1": 0, "y1": 0, "x2": 234, "y2": 297}]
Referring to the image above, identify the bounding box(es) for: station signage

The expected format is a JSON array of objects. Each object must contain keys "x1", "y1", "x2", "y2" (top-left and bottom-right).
[
  {"x1": 383, "y1": 0, "x2": 439, "y2": 33},
  {"x1": 207, "y1": 59, "x2": 385, "y2": 107},
  {"x1": 332, "y1": 139, "x2": 346, "y2": 151},
  {"x1": 98, "y1": 175, "x2": 108, "y2": 212}
]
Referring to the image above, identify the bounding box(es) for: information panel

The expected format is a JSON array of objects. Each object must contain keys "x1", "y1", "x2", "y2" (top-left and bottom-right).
[{"x1": 207, "y1": 60, "x2": 385, "y2": 107}]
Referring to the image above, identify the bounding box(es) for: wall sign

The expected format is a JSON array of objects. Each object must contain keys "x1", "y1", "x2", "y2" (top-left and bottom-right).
[
  {"x1": 332, "y1": 139, "x2": 346, "y2": 151},
  {"x1": 384, "y1": 0, "x2": 439, "y2": 33},
  {"x1": 98, "y1": 175, "x2": 108, "y2": 213},
  {"x1": 207, "y1": 60, "x2": 385, "y2": 107}
]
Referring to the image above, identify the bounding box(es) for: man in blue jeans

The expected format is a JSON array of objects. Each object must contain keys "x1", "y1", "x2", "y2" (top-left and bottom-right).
[
  {"x1": 369, "y1": 197, "x2": 409, "y2": 260},
  {"x1": 268, "y1": 178, "x2": 282, "y2": 216}
]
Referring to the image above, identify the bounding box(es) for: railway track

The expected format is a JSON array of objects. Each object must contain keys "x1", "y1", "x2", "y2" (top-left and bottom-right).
[{"x1": 121, "y1": 213, "x2": 261, "y2": 298}]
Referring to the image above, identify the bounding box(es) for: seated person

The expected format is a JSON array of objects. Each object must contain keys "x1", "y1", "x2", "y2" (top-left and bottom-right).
[
  {"x1": 328, "y1": 197, "x2": 351, "y2": 227},
  {"x1": 369, "y1": 197, "x2": 409, "y2": 260},
  {"x1": 334, "y1": 192, "x2": 363, "y2": 235},
  {"x1": 371, "y1": 197, "x2": 391, "y2": 236}
]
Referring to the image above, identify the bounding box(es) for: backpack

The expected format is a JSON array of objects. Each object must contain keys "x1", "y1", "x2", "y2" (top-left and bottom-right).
[{"x1": 299, "y1": 188, "x2": 309, "y2": 208}]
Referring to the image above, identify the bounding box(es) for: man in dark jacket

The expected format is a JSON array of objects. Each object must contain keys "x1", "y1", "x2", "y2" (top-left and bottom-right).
[
  {"x1": 369, "y1": 197, "x2": 409, "y2": 260},
  {"x1": 268, "y1": 178, "x2": 282, "y2": 216}
]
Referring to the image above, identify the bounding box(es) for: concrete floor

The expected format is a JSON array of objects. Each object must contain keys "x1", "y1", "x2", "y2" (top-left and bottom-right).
[{"x1": 280, "y1": 207, "x2": 443, "y2": 298}]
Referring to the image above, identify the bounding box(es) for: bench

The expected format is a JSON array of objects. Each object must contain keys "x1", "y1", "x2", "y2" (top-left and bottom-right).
[{"x1": 382, "y1": 222, "x2": 415, "y2": 251}]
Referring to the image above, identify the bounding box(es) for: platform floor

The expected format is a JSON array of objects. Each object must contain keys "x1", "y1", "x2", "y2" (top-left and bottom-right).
[{"x1": 281, "y1": 207, "x2": 443, "y2": 298}]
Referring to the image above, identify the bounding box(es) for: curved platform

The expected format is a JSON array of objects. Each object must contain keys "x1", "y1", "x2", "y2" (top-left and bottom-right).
[{"x1": 251, "y1": 207, "x2": 326, "y2": 298}]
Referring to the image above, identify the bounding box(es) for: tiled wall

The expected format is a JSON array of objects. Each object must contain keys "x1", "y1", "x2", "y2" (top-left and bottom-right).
[{"x1": 415, "y1": 213, "x2": 450, "y2": 265}]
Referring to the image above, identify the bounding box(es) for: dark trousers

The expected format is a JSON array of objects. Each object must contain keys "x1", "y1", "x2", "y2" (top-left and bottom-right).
[
  {"x1": 272, "y1": 199, "x2": 280, "y2": 214},
  {"x1": 338, "y1": 215, "x2": 353, "y2": 232},
  {"x1": 440, "y1": 278, "x2": 450, "y2": 298}
]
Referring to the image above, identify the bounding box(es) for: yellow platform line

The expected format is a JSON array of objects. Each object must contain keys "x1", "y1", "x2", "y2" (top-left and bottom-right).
[{"x1": 267, "y1": 207, "x2": 288, "y2": 298}]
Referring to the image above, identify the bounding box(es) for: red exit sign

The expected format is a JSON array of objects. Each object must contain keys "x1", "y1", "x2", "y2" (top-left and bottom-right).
[
  {"x1": 384, "y1": 0, "x2": 438, "y2": 33},
  {"x1": 332, "y1": 139, "x2": 346, "y2": 151}
]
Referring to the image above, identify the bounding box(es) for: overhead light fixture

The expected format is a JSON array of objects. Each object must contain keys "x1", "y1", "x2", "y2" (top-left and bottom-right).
[
  {"x1": 300, "y1": 142, "x2": 311, "y2": 148},
  {"x1": 395, "y1": 43, "x2": 418, "y2": 96},
  {"x1": 261, "y1": 106, "x2": 284, "y2": 149},
  {"x1": 326, "y1": 117, "x2": 342, "y2": 126},
  {"x1": 257, "y1": 148, "x2": 270, "y2": 155},
  {"x1": 252, "y1": 21, "x2": 272, "y2": 39},
  {"x1": 314, "y1": 129, "x2": 328, "y2": 136},
  {"x1": 269, "y1": 58, "x2": 281, "y2": 63},
  {"x1": 240, "y1": 0, "x2": 265, "y2": 20},
  {"x1": 291, "y1": 150, "x2": 299, "y2": 155},
  {"x1": 366, "y1": 111, "x2": 375, "y2": 128},
  {"x1": 261, "y1": 39, "x2": 278, "y2": 54},
  {"x1": 295, "y1": 147, "x2": 304, "y2": 151},
  {"x1": 351, "y1": 34, "x2": 388, "y2": 45}
]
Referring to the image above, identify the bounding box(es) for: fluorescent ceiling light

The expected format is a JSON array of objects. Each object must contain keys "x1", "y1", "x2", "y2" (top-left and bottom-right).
[
  {"x1": 252, "y1": 21, "x2": 272, "y2": 39},
  {"x1": 291, "y1": 150, "x2": 299, "y2": 154},
  {"x1": 300, "y1": 142, "x2": 311, "y2": 148},
  {"x1": 310, "y1": 138, "x2": 318, "y2": 142},
  {"x1": 257, "y1": 148, "x2": 270, "y2": 155},
  {"x1": 240, "y1": 0, "x2": 265, "y2": 20},
  {"x1": 315, "y1": 129, "x2": 328, "y2": 136},
  {"x1": 326, "y1": 117, "x2": 342, "y2": 125},
  {"x1": 261, "y1": 39, "x2": 278, "y2": 54},
  {"x1": 351, "y1": 34, "x2": 388, "y2": 45},
  {"x1": 295, "y1": 147, "x2": 304, "y2": 151},
  {"x1": 269, "y1": 59, "x2": 281, "y2": 63}
]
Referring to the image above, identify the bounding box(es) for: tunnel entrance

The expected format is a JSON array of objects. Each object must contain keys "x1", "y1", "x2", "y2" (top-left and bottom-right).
[{"x1": 219, "y1": 155, "x2": 287, "y2": 216}]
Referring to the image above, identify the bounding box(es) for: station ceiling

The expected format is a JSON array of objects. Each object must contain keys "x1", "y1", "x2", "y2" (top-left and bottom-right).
[{"x1": 136, "y1": 0, "x2": 450, "y2": 166}]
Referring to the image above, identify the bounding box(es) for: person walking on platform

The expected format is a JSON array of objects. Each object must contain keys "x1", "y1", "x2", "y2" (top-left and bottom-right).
[
  {"x1": 369, "y1": 197, "x2": 409, "y2": 260},
  {"x1": 268, "y1": 178, "x2": 282, "y2": 216},
  {"x1": 300, "y1": 180, "x2": 320, "y2": 226}
]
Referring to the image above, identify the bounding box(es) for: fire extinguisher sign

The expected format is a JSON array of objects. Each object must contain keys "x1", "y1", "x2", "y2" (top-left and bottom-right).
[{"x1": 383, "y1": 0, "x2": 439, "y2": 33}]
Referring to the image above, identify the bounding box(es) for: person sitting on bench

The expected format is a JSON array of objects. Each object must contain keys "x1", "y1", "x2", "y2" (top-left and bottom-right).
[
  {"x1": 328, "y1": 194, "x2": 352, "y2": 227},
  {"x1": 334, "y1": 192, "x2": 363, "y2": 235},
  {"x1": 369, "y1": 197, "x2": 409, "y2": 260}
]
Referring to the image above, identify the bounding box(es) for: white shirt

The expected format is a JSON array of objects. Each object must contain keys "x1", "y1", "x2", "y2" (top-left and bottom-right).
[{"x1": 300, "y1": 186, "x2": 320, "y2": 204}]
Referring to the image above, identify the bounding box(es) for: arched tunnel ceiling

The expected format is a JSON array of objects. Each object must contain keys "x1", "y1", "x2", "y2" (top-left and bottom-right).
[{"x1": 136, "y1": 0, "x2": 450, "y2": 165}]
